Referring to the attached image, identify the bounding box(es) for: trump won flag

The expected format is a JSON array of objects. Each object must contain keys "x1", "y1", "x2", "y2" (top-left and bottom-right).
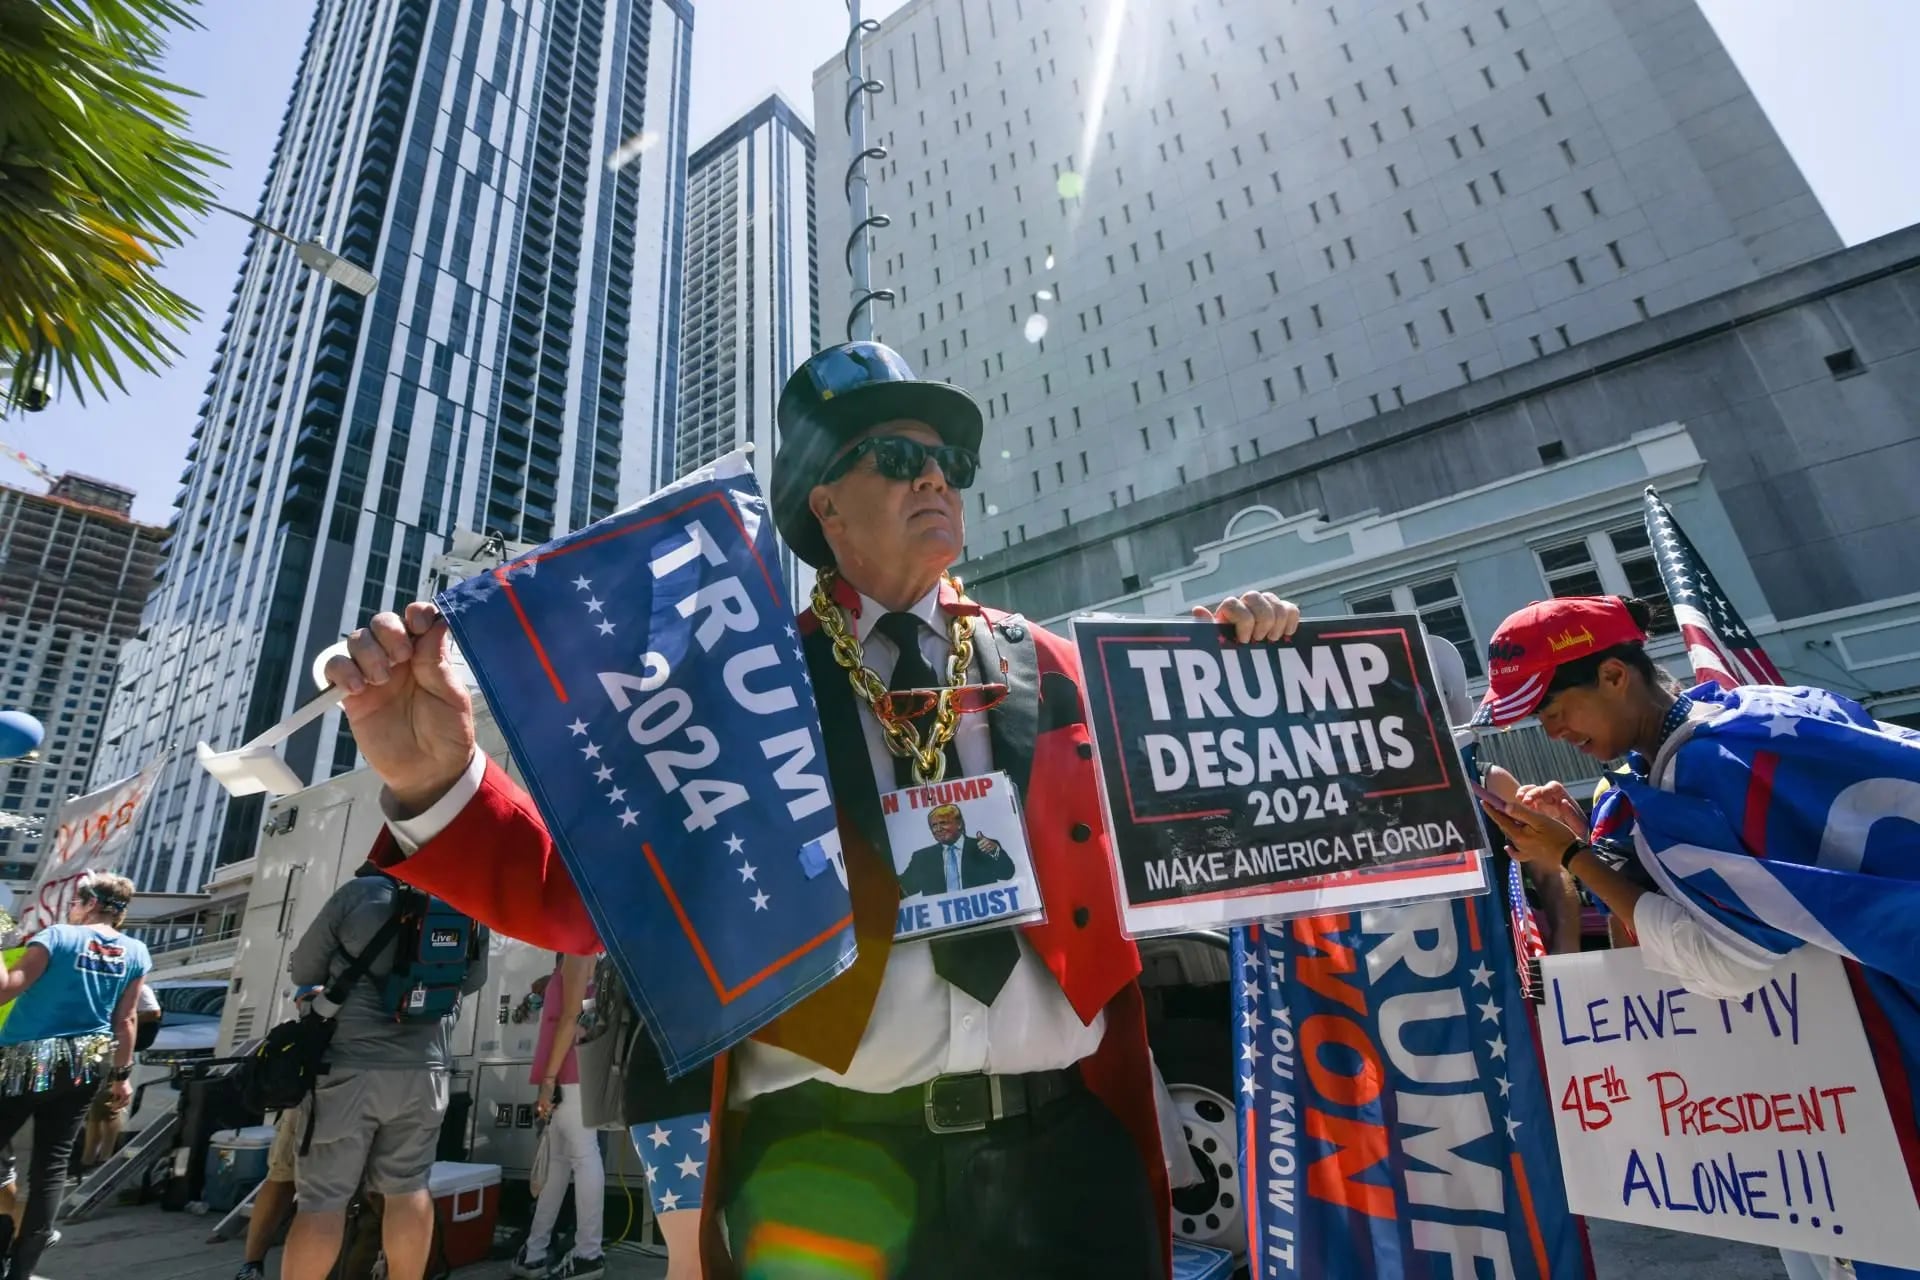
[
  {"x1": 1234, "y1": 895, "x2": 1592, "y2": 1280},
  {"x1": 439, "y1": 454, "x2": 854, "y2": 1076}
]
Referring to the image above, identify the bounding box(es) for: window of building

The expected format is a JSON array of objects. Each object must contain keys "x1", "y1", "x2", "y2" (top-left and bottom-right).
[
  {"x1": 1350, "y1": 577, "x2": 1482, "y2": 676},
  {"x1": 1534, "y1": 525, "x2": 1675, "y2": 632}
]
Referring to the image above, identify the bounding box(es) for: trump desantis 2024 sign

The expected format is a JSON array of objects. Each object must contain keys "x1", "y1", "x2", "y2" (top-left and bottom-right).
[{"x1": 439, "y1": 455, "x2": 854, "y2": 1077}]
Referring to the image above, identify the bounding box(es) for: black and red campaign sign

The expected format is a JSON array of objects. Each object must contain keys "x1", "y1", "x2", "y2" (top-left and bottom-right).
[{"x1": 1071, "y1": 615, "x2": 1488, "y2": 934}]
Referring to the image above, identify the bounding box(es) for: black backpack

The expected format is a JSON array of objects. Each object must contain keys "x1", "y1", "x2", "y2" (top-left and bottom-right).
[{"x1": 236, "y1": 895, "x2": 412, "y2": 1151}]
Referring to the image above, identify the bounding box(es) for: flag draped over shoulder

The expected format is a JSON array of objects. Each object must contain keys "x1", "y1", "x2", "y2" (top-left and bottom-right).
[
  {"x1": 1622, "y1": 682, "x2": 1920, "y2": 1279},
  {"x1": 1232, "y1": 892, "x2": 1591, "y2": 1280}
]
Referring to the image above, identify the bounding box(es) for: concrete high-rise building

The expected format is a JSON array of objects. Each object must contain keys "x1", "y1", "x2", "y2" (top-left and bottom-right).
[
  {"x1": 812, "y1": 0, "x2": 1840, "y2": 556},
  {"x1": 0, "y1": 476, "x2": 163, "y2": 887},
  {"x1": 94, "y1": 0, "x2": 694, "y2": 893},
  {"x1": 675, "y1": 92, "x2": 818, "y2": 599}
]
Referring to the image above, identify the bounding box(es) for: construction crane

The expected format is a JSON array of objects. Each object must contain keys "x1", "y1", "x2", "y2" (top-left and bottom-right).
[{"x1": 0, "y1": 441, "x2": 57, "y2": 488}]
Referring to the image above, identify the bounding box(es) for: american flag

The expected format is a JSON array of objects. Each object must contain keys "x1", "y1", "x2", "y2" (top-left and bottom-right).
[
  {"x1": 1507, "y1": 858, "x2": 1547, "y2": 1003},
  {"x1": 1641, "y1": 486, "x2": 1783, "y2": 689}
]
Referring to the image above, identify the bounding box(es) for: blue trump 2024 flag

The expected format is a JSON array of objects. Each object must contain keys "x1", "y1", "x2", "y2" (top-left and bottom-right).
[
  {"x1": 1233, "y1": 895, "x2": 1591, "y2": 1280},
  {"x1": 1622, "y1": 682, "x2": 1920, "y2": 1279},
  {"x1": 438, "y1": 454, "x2": 855, "y2": 1077}
]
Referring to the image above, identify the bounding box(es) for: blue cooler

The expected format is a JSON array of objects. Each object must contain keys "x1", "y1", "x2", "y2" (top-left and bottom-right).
[
  {"x1": 1172, "y1": 1239, "x2": 1237, "y2": 1280},
  {"x1": 204, "y1": 1125, "x2": 278, "y2": 1211}
]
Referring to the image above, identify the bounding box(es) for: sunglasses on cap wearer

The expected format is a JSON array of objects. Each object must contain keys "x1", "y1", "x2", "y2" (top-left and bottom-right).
[
  {"x1": 820, "y1": 436, "x2": 981, "y2": 490},
  {"x1": 874, "y1": 683, "x2": 1009, "y2": 726}
]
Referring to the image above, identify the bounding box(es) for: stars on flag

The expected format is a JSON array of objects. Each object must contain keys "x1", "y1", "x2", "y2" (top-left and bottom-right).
[
  {"x1": 593, "y1": 764, "x2": 614, "y2": 784},
  {"x1": 646, "y1": 1124, "x2": 672, "y2": 1148},
  {"x1": 585, "y1": 596, "x2": 605, "y2": 614},
  {"x1": 596, "y1": 619, "x2": 616, "y2": 637},
  {"x1": 1495, "y1": 1075, "x2": 1512, "y2": 1099},
  {"x1": 1505, "y1": 1114, "x2": 1524, "y2": 1139},
  {"x1": 715, "y1": 832, "x2": 766, "y2": 911},
  {"x1": 568, "y1": 719, "x2": 588, "y2": 737},
  {"x1": 658, "y1": 1189, "x2": 681, "y2": 1212},
  {"x1": 694, "y1": 1118, "x2": 711, "y2": 1143},
  {"x1": 1240, "y1": 1073, "x2": 1256, "y2": 1098},
  {"x1": 675, "y1": 1153, "x2": 703, "y2": 1179},
  {"x1": 573, "y1": 575, "x2": 592, "y2": 592},
  {"x1": 606, "y1": 786, "x2": 627, "y2": 804},
  {"x1": 1241, "y1": 978, "x2": 1261, "y2": 1000},
  {"x1": 1764, "y1": 715, "x2": 1799, "y2": 738},
  {"x1": 1477, "y1": 995, "x2": 1502, "y2": 1025},
  {"x1": 1240, "y1": 1040, "x2": 1259, "y2": 1064},
  {"x1": 1486, "y1": 1033, "x2": 1508, "y2": 1062},
  {"x1": 1241, "y1": 1007, "x2": 1263, "y2": 1032},
  {"x1": 1468, "y1": 962, "x2": 1493, "y2": 989},
  {"x1": 581, "y1": 741, "x2": 602, "y2": 760},
  {"x1": 618, "y1": 807, "x2": 639, "y2": 827}
]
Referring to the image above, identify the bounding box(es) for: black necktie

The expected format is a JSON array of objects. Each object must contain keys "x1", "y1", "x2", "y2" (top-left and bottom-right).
[{"x1": 873, "y1": 611, "x2": 1019, "y2": 1005}]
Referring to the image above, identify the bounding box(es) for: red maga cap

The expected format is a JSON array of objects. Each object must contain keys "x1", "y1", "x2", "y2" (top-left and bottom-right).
[{"x1": 1471, "y1": 596, "x2": 1647, "y2": 727}]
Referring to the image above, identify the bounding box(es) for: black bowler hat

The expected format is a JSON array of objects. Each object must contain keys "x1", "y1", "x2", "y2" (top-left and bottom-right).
[{"x1": 772, "y1": 341, "x2": 984, "y2": 568}]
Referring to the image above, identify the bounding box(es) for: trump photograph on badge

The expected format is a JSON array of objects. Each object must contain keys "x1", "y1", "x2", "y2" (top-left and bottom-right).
[
  {"x1": 897, "y1": 802, "x2": 1015, "y2": 899},
  {"x1": 880, "y1": 773, "x2": 1043, "y2": 941}
]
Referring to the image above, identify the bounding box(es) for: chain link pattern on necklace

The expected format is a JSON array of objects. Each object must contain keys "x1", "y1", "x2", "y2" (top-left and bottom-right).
[{"x1": 810, "y1": 567, "x2": 976, "y2": 783}]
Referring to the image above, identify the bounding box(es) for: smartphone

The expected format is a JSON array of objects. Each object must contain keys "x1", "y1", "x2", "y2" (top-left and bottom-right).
[{"x1": 1466, "y1": 777, "x2": 1519, "y2": 817}]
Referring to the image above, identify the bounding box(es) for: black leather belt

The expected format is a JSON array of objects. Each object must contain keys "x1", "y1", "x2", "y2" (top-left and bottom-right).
[{"x1": 753, "y1": 1067, "x2": 1083, "y2": 1135}]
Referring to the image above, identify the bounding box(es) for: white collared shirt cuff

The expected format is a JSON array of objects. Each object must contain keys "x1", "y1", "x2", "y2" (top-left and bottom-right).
[
  {"x1": 381, "y1": 749, "x2": 486, "y2": 854},
  {"x1": 1632, "y1": 893, "x2": 1780, "y2": 999}
]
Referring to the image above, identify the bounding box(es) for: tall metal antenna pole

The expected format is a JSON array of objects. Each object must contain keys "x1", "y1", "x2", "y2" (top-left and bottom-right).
[{"x1": 843, "y1": 2, "x2": 893, "y2": 340}]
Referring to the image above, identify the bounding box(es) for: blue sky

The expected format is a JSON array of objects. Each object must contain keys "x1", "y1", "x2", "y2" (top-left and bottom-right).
[{"x1": 12, "y1": 0, "x2": 1918, "y2": 525}]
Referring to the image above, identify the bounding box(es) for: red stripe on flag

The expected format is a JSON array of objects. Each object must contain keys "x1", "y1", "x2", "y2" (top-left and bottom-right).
[
  {"x1": 1739, "y1": 750, "x2": 1778, "y2": 858},
  {"x1": 1735, "y1": 644, "x2": 1784, "y2": 685},
  {"x1": 1679, "y1": 622, "x2": 1737, "y2": 690},
  {"x1": 1465, "y1": 895, "x2": 1483, "y2": 952},
  {"x1": 498, "y1": 570, "x2": 569, "y2": 703},
  {"x1": 1243, "y1": 1102, "x2": 1261, "y2": 1262},
  {"x1": 1845, "y1": 961, "x2": 1920, "y2": 1194},
  {"x1": 1510, "y1": 1151, "x2": 1552, "y2": 1278}
]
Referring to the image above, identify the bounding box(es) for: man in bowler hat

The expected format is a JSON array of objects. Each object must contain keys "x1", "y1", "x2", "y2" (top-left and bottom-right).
[{"x1": 321, "y1": 341, "x2": 1302, "y2": 1278}]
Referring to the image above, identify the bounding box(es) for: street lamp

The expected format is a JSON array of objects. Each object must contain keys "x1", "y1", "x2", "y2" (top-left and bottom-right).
[{"x1": 210, "y1": 202, "x2": 378, "y2": 297}]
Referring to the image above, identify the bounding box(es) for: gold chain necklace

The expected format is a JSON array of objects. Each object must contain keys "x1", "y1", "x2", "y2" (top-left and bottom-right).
[{"x1": 810, "y1": 566, "x2": 976, "y2": 783}]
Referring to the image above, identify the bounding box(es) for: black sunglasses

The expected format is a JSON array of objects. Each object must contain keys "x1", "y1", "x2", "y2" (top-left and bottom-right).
[{"x1": 821, "y1": 436, "x2": 980, "y2": 490}]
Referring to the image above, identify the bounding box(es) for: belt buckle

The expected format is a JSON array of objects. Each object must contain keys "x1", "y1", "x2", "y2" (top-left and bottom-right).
[{"x1": 923, "y1": 1073, "x2": 999, "y2": 1134}]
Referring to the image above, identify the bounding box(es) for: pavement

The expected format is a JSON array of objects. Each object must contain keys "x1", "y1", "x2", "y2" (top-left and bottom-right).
[
  {"x1": 41, "y1": 1201, "x2": 668, "y2": 1280},
  {"x1": 45, "y1": 1200, "x2": 1796, "y2": 1279}
]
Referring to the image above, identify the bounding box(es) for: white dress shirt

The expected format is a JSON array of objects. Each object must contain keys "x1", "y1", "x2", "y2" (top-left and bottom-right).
[
  {"x1": 382, "y1": 582, "x2": 1107, "y2": 1101},
  {"x1": 1630, "y1": 893, "x2": 1780, "y2": 999}
]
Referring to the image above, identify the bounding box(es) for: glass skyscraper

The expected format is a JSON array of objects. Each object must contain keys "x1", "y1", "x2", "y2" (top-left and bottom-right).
[
  {"x1": 93, "y1": 0, "x2": 693, "y2": 893},
  {"x1": 674, "y1": 93, "x2": 818, "y2": 600}
]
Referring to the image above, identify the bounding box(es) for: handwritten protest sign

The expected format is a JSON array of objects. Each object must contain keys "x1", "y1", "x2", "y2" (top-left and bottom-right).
[
  {"x1": 1540, "y1": 948, "x2": 1920, "y2": 1266},
  {"x1": 1072, "y1": 616, "x2": 1487, "y2": 933},
  {"x1": 19, "y1": 761, "x2": 163, "y2": 935},
  {"x1": 439, "y1": 454, "x2": 855, "y2": 1077}
]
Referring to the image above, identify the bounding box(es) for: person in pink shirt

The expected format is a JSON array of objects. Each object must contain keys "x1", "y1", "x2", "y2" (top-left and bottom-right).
[{"x1": 514, "y1": 955, "x2": 604, "y2": 1280}]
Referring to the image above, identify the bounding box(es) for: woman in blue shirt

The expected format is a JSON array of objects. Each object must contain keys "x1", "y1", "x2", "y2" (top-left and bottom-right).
[{"x1": 0, "y1": 872, "x2": 150, "y2": 1277}]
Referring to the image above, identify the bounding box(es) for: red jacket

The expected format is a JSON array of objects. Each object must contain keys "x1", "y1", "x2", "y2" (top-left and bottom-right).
[{"x1": 379, "y1": 583, "x2": 1170, "y2": 1276}]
